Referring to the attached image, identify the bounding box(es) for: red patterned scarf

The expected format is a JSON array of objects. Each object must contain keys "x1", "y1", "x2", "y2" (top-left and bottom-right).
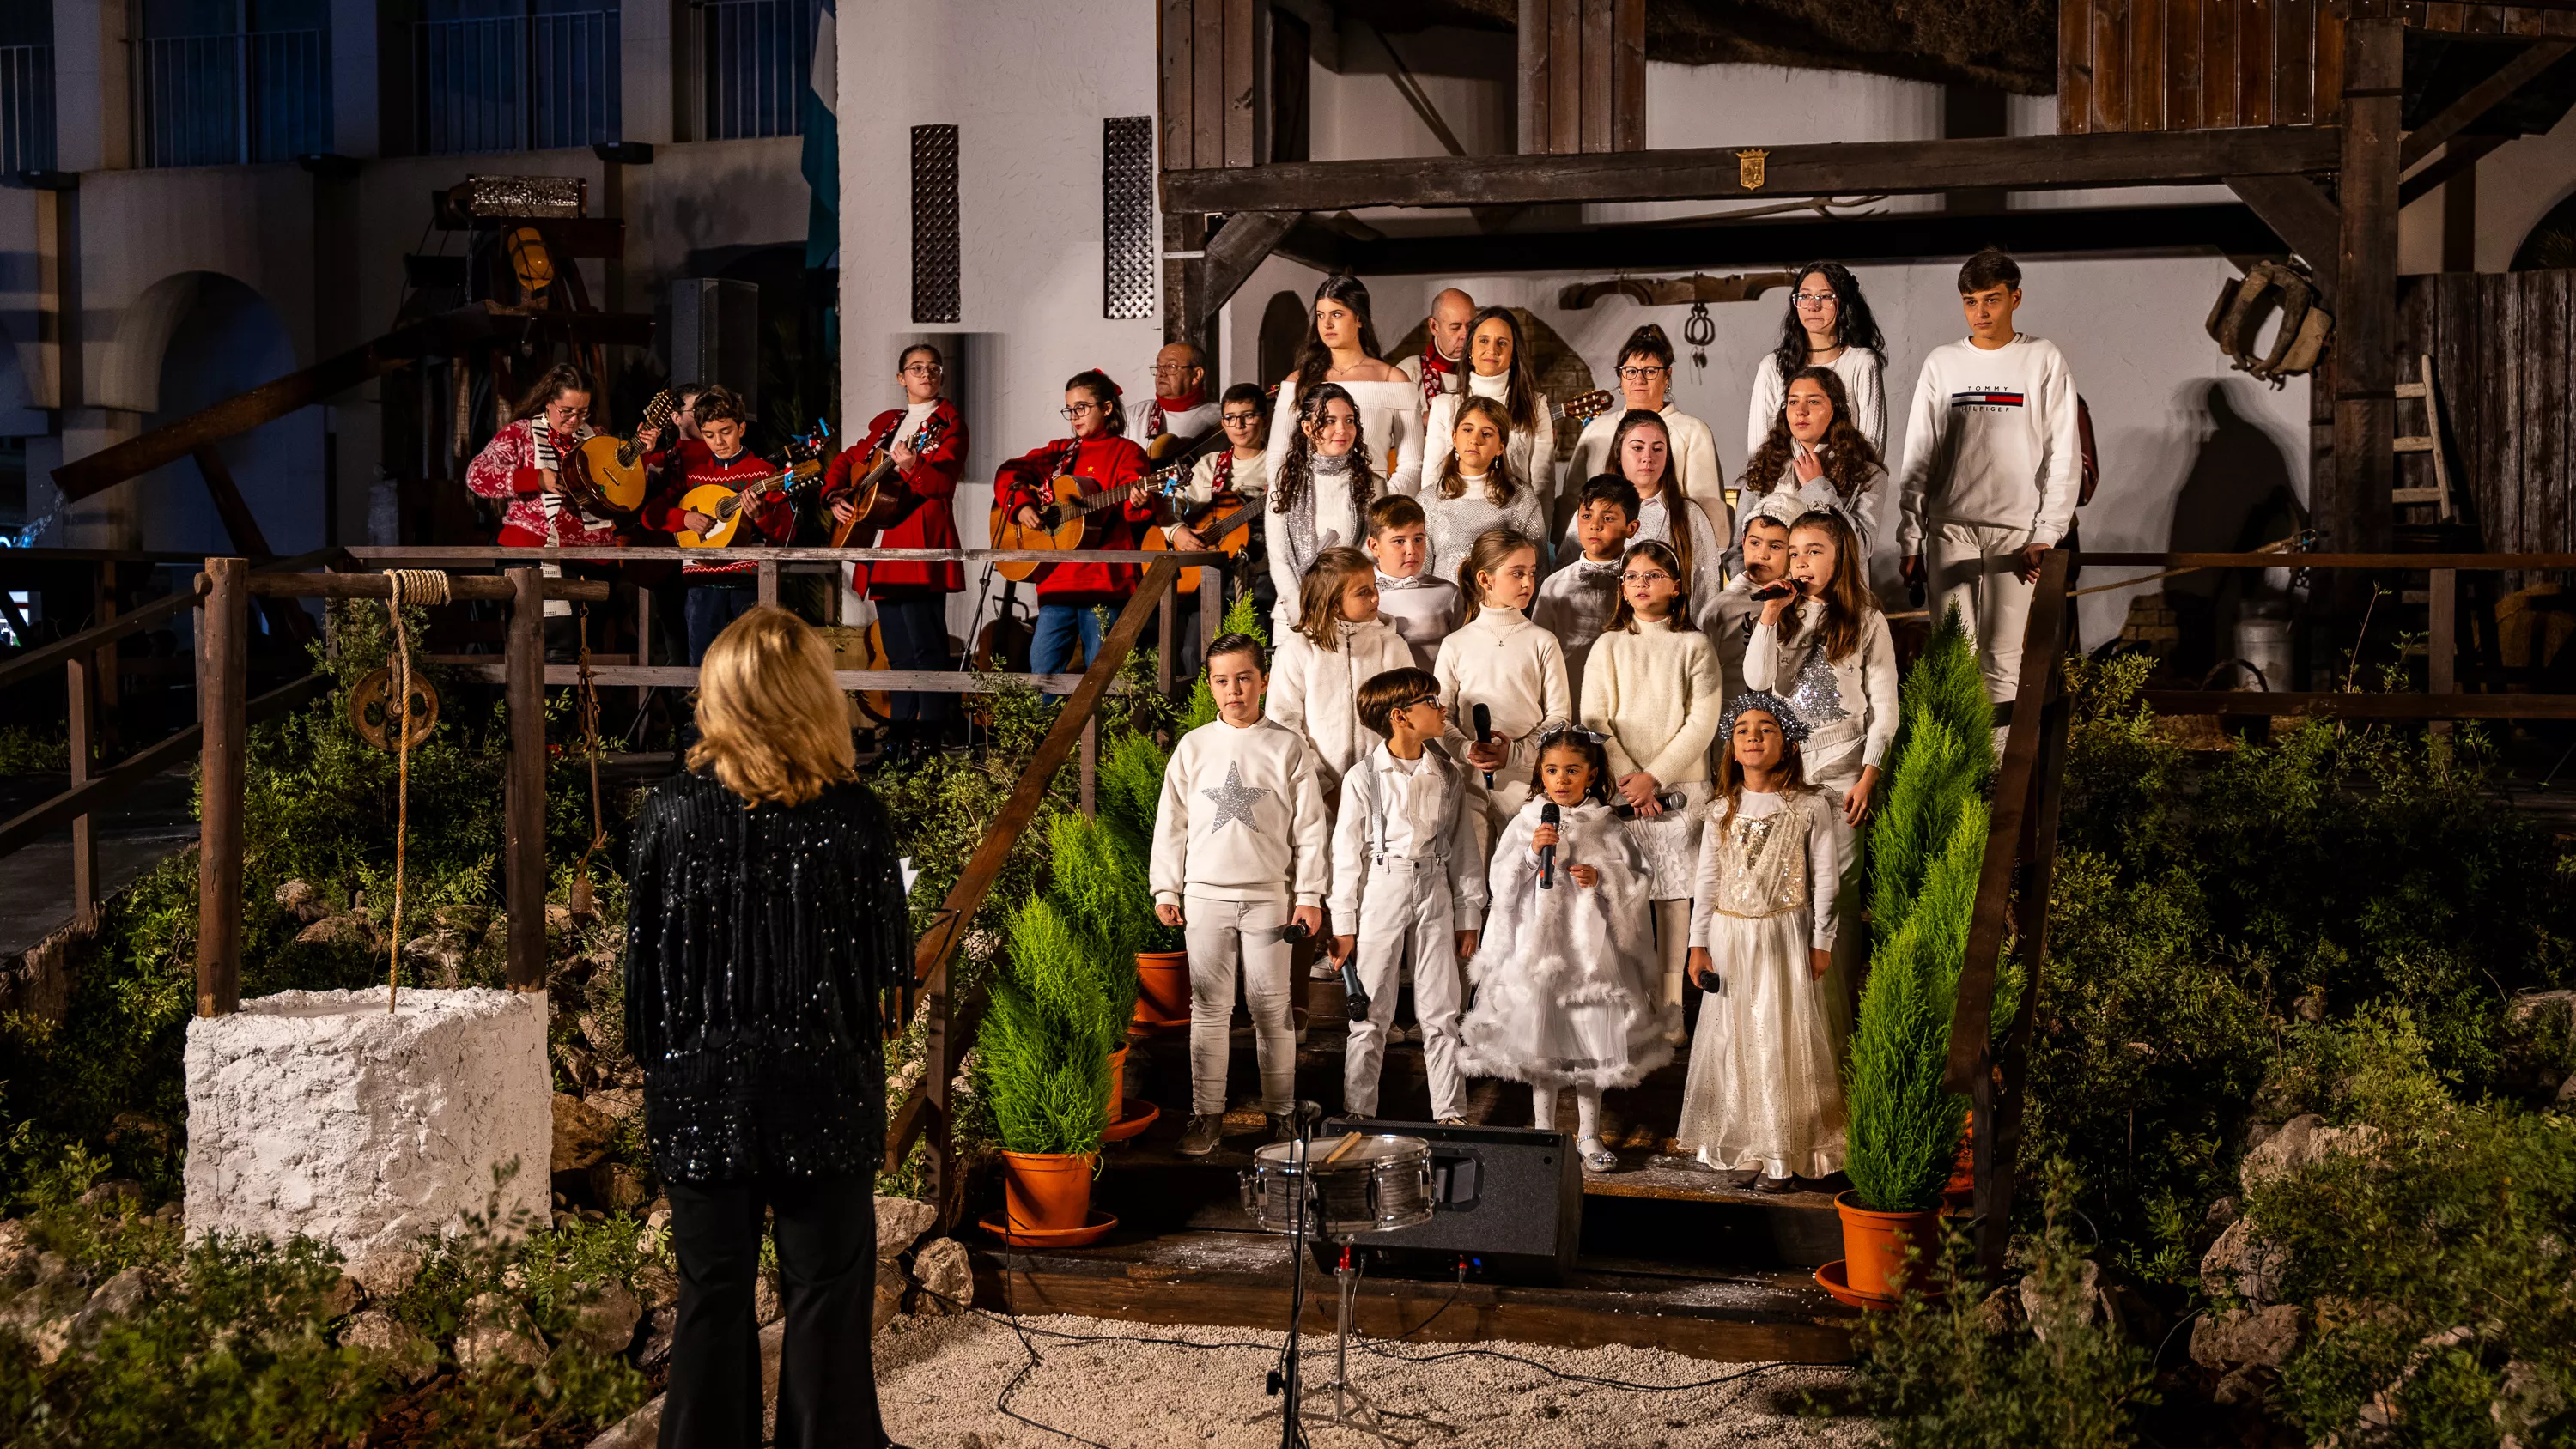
[
  {"x1": 1419, "y1": 342, "x2": 1459, "y2": 406},
  {"x1": 1144, "y1": 385, "x2": 1205, "y2": 440}
]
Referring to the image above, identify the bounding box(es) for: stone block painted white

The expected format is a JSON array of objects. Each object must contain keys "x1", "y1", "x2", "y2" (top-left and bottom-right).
[{"x1": 184, "y1": 988, "x2": 550, "y2": 1261}]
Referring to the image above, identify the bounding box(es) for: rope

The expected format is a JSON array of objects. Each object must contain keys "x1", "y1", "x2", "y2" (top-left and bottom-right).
[{"x1": 383, "y1": 568, "x2": 452, "y2": 1011}]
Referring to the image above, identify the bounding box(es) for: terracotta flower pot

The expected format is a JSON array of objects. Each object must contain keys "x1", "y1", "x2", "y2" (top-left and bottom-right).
[
  {"x1": 1837, "y1": 1191, "x2": 1942, "y2": 1302},
  {"x1": 1944, "y1": 1111, "x2": 1977, "y2": 1202},
  {"x1": 999, "y1": 1150, "x2": 1097, "y2": 1234},
  {"x1": 1134, "y1": 951, "x2": 1191, "y2": 1026},
  {"x1": 1106, "y1": 1045, "x2": 1129, "y2": 1117}
]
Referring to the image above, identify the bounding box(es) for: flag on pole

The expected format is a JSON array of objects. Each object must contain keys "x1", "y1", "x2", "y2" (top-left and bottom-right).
[{"x1": 800, "y1": 0, "x2": 838, "y2": 270}]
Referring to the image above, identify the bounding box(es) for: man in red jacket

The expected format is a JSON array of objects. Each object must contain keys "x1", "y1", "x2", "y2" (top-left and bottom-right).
[
  {"x1": 641, "y1": 385, "x2": 796, "y2": 664},
  {"x1": 997, "y1": 370, "x2": 1156, "y2": 688},
  {"x1": 826, "y1": 343, "x2": 969, "y2": 758}
]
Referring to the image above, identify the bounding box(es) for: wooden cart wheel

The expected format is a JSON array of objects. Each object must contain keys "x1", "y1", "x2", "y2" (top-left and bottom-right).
[{"x1": 349, "y1": 665, "x2": 440, "y2": 750}]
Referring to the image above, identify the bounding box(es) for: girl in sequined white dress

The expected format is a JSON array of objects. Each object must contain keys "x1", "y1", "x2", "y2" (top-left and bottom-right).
[
  {"x1": 1677, "y1": 692, "x2": 1851, "y2": 1190},
  {"x1": 1742, "y1": 511, "x2": 1899, "y2": 826}
]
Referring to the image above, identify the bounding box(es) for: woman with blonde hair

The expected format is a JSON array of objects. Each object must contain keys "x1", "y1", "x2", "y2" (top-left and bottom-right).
[{"x1": 625, "y1": 606, "x2": 910, "y2": 1449}]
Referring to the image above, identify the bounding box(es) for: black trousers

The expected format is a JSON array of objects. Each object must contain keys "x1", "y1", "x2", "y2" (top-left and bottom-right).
[
  {"x1": 662, "y1": 1173, "x2": 888, "y2": 1449},
  {"x1": 873, "y1": 591, "x2": 954, "y2": 724}
]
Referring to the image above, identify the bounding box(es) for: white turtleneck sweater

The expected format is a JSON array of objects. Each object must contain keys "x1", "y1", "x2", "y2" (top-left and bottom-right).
[
  {"x1": 1267, "y1": 615, "x2": 1419, "y2": 798},
  {"x1": 1374, "y1": 570, "x2": 1461, "y2": 671},
  {"x1": 1422, "y1": 372, "x2": 1558, "y2": 510},
  {"x1": 1151, "y1": 715, "x2": 1332, "y2": 907},
  {"x1": 1580, "y1": 615, "x2": 1725, "y2": 786},
  {"x1": 1420, "y1": 469, "x2": 1549, "y2": 586},
  {"x1": 1563, "y1": 488, "x2": 1728, "y2": 634},
  {"x1": 1264, "y1": 451, "x2": 1370, "y2": 631},
  {"x1": 1565, "y1": 403, "x2": 1724, "y2": 502},
  {"x1": 1530, "y1": 552, "x2": 1622, "y2": 701},
  {"x1": 1433, "y1": 604, "x2": 1571, "y2": 788}
]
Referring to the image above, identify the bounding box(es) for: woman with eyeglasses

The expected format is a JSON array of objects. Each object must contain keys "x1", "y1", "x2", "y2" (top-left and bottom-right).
[
  {"x1": 1564, "y1": 325, "x2": 1723, "y2": 515},
  {"x1": 824, "y1": 343, "x2": 969, "y2": 761},
  {"x1": 993, "y1": 370, "x2": 1156, "y2": 683},
  {"x1": 466, "y1": 362, "x2": 636, "y2": 550},
  {"x1": 1265, "y1": 276, "x2": 1421, "y2": 514},
  {"x1": 1423, "y1": 306, "x2": 1557, "y2": 520},
  {"x1": 1745, "y1": 261, "x2": 1886, "y2": 460}
]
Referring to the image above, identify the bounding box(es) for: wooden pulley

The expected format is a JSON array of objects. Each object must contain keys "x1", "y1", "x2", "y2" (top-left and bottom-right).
[{"x1": 349, "y1": 666, "x2": 440, "y2": 750}]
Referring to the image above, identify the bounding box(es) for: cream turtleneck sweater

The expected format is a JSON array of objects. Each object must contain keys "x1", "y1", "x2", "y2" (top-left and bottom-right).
[
  {"x1": 1433, "y1": 603, "x2": 1571, "y2": 787},
  {"x1": 1267, "y1": 615, "x2": 1419, "y2": 797},
  {"x1": 1580, "y1": 614, "x2": 1725, "y2": 786}
]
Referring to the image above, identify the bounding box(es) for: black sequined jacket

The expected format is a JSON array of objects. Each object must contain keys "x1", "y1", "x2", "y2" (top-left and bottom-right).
[{"x1": 623, "y1": 771, "x2": 911, "y2": 1182}]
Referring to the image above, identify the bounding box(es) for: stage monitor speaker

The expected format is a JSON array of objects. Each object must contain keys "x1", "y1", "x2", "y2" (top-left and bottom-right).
[
  {"x1": 1318, "y1": 1118, "x2": 1581, "y2": 1284},
  {"x1": 667, "y1": 278, "x2": 759, "y2": 418}
]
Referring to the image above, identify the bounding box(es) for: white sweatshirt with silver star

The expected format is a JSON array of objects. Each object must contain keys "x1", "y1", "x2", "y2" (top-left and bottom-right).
[{"x1": 1151, "y1": 716, "x2": 1332, "y2": 907}]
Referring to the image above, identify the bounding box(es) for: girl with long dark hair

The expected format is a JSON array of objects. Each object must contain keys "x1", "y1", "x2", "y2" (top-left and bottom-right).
[
  {"x1": 1746, "y1": 261, "x2": 1886, "y2": 458},
  {"x1": 1263, "y1": 382, "x2": 1378, "y2": 630},
  {"x1": 1424, "y1": 306, "x2": 1556, "y2": 514},
  {"x1": 1266, "y1": 275, "x2": 1422, "y2": 497},
  {"x1": 1743, "y1": 510, "x2": 1897, "y2": 827},
  {"x1": 1736, "y1": 365, "x2": 1887, "y2": 561},
  {"x1": 1567, "y1": 409, "x2": 1727, "y2": 633}
]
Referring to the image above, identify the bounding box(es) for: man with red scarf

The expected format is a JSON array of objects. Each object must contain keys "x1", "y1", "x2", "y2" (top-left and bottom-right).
[
  {"x1": 825, "y1": 343, "x2": 969, "y2": 760},
  {"x1": 1390, "y1": 288, "x2": 1477, "y2": 410},
  {"x1": 1141, "y1": 342, "x2": 1218, "y2": 451},
  {"x1": 998, "y1": 370, "x2": 1156, "y2": 688}
]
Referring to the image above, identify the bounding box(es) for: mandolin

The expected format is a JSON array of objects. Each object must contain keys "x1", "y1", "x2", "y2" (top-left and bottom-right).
[
  {"x1": 830, "y1": 412, "x2": 951, "y2": 549},
  {"x1": 673, "y1": 458, "x2": 825, "y2": 548},
  {"x1": 559, "y1": 390, "x2": 677, "y2": 515}
]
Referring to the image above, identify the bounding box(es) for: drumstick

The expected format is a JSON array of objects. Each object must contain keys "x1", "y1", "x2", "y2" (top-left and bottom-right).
[{"x1": 1322, "y1": 1132, "x2": 1363, "y2": 1167}]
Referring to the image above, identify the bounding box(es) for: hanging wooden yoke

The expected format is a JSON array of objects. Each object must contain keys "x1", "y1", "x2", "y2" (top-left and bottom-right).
[{"x1": 2205, "y1": 260, "x2": 2334, "y2": 386}]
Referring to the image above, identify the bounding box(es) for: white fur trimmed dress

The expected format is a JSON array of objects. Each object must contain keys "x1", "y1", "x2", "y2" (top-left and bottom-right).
[
  {"x1": 1457, "y1": 798, "x2": 1675, "y2": 1091},
  {"x1": 1676, "y1": 788, "x2": 1850, "y2": 1178}
]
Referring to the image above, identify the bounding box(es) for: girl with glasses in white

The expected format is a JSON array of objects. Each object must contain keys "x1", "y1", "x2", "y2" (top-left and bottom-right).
[{"x1": 1746, "y1": 260, "x2": 1888, "y2": 460}]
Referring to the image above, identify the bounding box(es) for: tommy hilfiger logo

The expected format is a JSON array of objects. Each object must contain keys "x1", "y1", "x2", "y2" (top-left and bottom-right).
[{"x1": 1950, "y1": 390, "x2": 2026, "y2": 407}]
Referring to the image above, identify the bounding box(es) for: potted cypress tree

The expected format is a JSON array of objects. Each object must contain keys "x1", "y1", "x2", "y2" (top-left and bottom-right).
[
  {"x1": 1044, "y1": 808, "x2": 1149, "y2": 1110},
  {"x1": 1838, "y1": 612, "x2": 1993, "y2": 1301},
  {"x1": 1097, "y1": 731, "x2": 1189, "y2": 1028},
  {"x1": 981, "y1": 894, "x2": 1126, "y2": 1236}
]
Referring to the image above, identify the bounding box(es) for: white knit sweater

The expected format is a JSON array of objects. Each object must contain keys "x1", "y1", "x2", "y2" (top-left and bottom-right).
[
  {"x1": 1580, "y1": 615, "x2": 1725, "y2": 785},
  {"x1": 1434, "y1": 604, "x2": 1571, "y2": 785},
  {"x1": 1150, "y1": 716, "x2": 1332, "y2": 906},
  {"x1": 1743, "y1": 598, "x2": 1901, "y2": 773},
  {"x1": 1268, "y1": 616, "x2": 1419, "y2": 797},
  {"x1": 1423, "y1": 373, "x2": 1558, "y2": 512}
]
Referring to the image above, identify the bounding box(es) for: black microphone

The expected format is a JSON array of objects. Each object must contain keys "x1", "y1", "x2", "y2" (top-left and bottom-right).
[
  {"x1": 1471, "y1": 703, "x2": 1493, "y2": 787},
  {"x1": 1749, "y1": 582, "x2": 1795, "y2": 603},
  {"x1": 1340, "y1": 955, "x2": 1372, "y2": 1022},
  {"x1": 1539, "y1": 803, "x2": 1559, "y2": 890}
]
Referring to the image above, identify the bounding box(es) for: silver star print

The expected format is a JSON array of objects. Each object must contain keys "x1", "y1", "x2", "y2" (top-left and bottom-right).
[{"x1": 1200, "y1": 761, "x2": 1273, "y2": 833}]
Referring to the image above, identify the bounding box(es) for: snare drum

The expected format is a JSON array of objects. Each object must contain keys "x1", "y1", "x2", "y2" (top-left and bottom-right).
[{"x1": 1240, "y1": 1134, "x2": 1434, "y2": 1237}]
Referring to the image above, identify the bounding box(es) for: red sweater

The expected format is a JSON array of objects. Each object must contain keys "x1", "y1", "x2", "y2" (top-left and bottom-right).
[
  {"x1": 464, "y1": 417, "x2": 623, "y2": 547},
  {"x1": 996, "y1": 434, "x2": 1156, "y2": 607},
  {"x1": 644, "y1": 440, "x2": 795, "y2": 577},
  {"x1": 822, "y1": 399, "x2": 968, "y2": 596}
]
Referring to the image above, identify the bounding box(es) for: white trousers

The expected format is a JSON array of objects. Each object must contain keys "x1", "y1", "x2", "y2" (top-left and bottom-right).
[
  {"x1": 1929, "y1": 521, "x2": 2039, "y2": 704},
  {"x1": 1341, "y1": 864, "x2": 1467, "y2": 1121},
  {"x1": 1183, "y1": 893, "x2": 1297, "y2": 1117}
]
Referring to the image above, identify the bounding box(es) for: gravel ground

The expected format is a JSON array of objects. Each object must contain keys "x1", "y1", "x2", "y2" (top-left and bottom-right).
[{"x1": 872, "y1": 1311, "x2": 1869, "y2": 1449}]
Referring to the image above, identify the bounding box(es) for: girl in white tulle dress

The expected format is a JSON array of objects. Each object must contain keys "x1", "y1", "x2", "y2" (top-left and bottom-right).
[
  {"x1": 1457, "y1": 729, "x2": 1674, "y2": 1173},
  {"x1": 1676, "y1": 692, "x2": 1851, "y2": 1191}
]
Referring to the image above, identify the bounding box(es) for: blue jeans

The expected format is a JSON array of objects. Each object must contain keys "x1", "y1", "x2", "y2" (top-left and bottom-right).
[
  {"x1": 1027, "y1": 603, "x2": 1102, "y2": 690},
  {"x1": 686, "y1": 583, "x2": 758, "y2": 666}
]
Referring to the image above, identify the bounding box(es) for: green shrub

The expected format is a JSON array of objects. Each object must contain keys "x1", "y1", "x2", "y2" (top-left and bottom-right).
[
  {"x1": 976, "y1": 896, "x2": 1115, "y2": 1157},
  {"x1": 1046, "y1": 811, "x2": 1152, "y2": 1009},
  {"x1": 1182, "y1": 591, "x2": 1267, "y2": 731}
]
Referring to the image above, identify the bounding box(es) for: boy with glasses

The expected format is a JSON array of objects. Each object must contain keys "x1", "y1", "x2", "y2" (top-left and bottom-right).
[
  {"x1": 1563, "y1": 324, "x2": 1724, "y2": 530},
  {"x1": 1330, "y1": 667, "x2": 1487, "y2": 1125},
  {"x1": 1533, "y1": 475, "x2": 1643, "y2": 700}
]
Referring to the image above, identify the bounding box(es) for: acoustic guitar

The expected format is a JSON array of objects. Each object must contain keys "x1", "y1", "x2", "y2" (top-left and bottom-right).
[
  {"x1": 829, "y1": 412, "x2": 952, "y2": 549},
  {"x1": 560, "y1": 390, "x2": 677, "y2": 516},
  {"x1": 1141, "y1": 495, "x2": 1255, "y2": 596},
  {"x1": 987, "y1": 441, "x2": 1227, "y2": 582},
  {"x1": 673, "y1": 458, "x2": 825, "y2": 548}
]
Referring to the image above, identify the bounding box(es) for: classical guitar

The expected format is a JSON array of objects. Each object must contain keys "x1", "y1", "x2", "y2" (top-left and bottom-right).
[
  {"x1": 986, "y1": 433, "x2": 1224, "y2": 581},
  {"x1": 1546, "y1": 389, "x2": 1621, "y2": 427},
  {"x1": 560, "y1": 390, "x2": 677, "y2": 515},
  {"x1": 1142, "y1": 494, "x2": 1254, "y2": 597},
  {"x1": 673, "y1": 458, "x2": 826, "y2": 548},
  {"x1": 830, "y1": 412, "x2": 952, "y2": 549}
]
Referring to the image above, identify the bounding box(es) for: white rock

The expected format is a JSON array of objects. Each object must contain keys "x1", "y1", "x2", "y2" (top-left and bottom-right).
[
  {"x1": 560, "y1": 1280, "x2": 642, "y2": 1356},
  {"x1": 912, "y1": 1237, "x2": 971, "y2": 1316},
  {"x1": 343, "y1": 1307, "x2": 439, "y2": 1385},
  {"x1": 875, "y1": 1196, "x2": 937, "y2": 1260},
  {"x1": 2202, "y1": 1216, "x2": 2289, "y2": 1304},
  {"x1": 2191, "y1": 1304, "x2": 2304, "y2": 1370},
  {"x1": 66, "y1": 1266, "x2": 150, "y2": 1344},
  {"x1": 183, "y1": 989, "x2": 550, "y2": 1264},
  {"x1": 873, "y1": 1260, "x2": 907, "y2": 1333},
  {"x1": 349, "y1": 1245, "x2": 423, "y2": 1303},
  {"x1": 454, "y1": 1291, "x2": 547, "y2": 1372}
]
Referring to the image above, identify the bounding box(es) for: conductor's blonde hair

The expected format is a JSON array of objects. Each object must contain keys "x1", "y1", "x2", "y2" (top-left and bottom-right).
[{"x1": 686, "y1": 606, "x2": 856, "y2": 807}]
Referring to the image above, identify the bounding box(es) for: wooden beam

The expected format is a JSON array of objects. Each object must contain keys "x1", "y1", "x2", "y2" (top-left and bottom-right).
[
  {"x1": 2226, "y1": 175, "x2": 2342, "y2": 294},
  {"x1": 245, "y1": 573, "x2": 612, "y2": 602},
  {"x1": 1163, "y1": 127, "x2": 2342, "y2": 213},
  {"x1": 195, "y1": 558, "x2": 249, "y2": 1017},
  {"x1": 2085, "y1": 549, "x2": 2576, "y2": 567},
  {"x1": 2331, "y1": 16, "x2": 2404, "y2": 589},
  {"x1": 504, "y1": 567, "x2": 547, "y2": 991},
  {"x1": 2400, "y1": 130, "x2": 2508, "y2": 208},
  {"x1": 1197, "y1": 210, "x2": 1299, "y2": 319},
  {"x1": 2399, "y1": 37, "x2": 2574, "y2": 169},
  {"x1": 0, "y1": 585, "x2": 201, "y2": 694},
  {"x1": 1517, "y1": 0, "x2": 1552, "y2": 155}
]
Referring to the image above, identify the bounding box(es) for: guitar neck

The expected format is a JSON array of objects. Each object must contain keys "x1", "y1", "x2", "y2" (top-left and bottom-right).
[{"x1": 1059, "y1": 464, "x2": 1182, "y2": 521}]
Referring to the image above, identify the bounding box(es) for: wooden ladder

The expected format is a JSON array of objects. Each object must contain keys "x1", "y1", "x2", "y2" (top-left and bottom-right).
[
  {"x1": 2391, "y1": 353, "x2": 2486, "y2": 700},
  {"x1": 2391, "y1": 354, "x2": 2458, "y2": 522}
]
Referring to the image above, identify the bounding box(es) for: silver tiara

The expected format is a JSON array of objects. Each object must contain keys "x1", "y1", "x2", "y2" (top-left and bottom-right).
[{"x1": 1720, "y1": 689, "x2": 1811, "y2": 744}]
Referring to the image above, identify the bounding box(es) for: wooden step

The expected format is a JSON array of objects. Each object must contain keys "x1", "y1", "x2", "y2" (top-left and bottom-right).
[
  {"x1": 965, "y1": 1226, "x2": 1857, "y2": 1363},
  {"x1": 2393, "y1": 437, "x2": 2435, "y2": 453},
  {"x1": 2392, "y1": 487, "x2": 2445, "y2": 503},
  {"x1": 2396, "y1": 381, "x2": 2429, "y2": 399}
]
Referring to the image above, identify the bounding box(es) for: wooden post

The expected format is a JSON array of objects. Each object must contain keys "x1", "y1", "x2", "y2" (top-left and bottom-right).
[
  {"x1": 1157, "y1": 587, "x2": 1176, "y2": 695},
  {"x1": 504, "y1": 567, "x2": 547, "y2": 991},
  {"x1": 756, "y1": 559, "x2": 778, "y2": 609},
  {"x1": 93, "y1": 561, "x2": 120, "y2": 718},
  {"x1": 67, "y1": 657, "x2": 96, "y2": 931},
  {"x1": 196, "y1": 557, "x2": 249, "y2": 1016},
  {"x1": 1202, "y1": 561, "x2": 1223, "y2": 665},
  {"x1": 635, "y1": 580, "x2": 653, "y2": 708},
  {"x1": 1079, "y1": 717, "x2": 1098, "y2": 817},
  {"x1": 2330, "y1": 12, "x2": 2403, "y2": 603}
]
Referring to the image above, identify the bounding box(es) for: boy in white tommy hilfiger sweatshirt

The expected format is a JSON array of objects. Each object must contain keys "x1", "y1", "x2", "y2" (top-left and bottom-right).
[
  {"x1": 1895, "y1": 246, "x2": 2082, "y2": 707},
  {"x1": 1151, "y1": 634, "x2": 1332, "y2": 1157}
]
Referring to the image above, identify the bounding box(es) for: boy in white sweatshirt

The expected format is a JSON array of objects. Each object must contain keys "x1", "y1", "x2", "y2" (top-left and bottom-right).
[
  {"x1": 1532, "y1": 475, "x2": 1640, "y2": 701},
  {"x1": 1151, "y1": 634, "x2": 1333, "y2": 1155},
  {"x1": 1895, "y1": 246, "x2": 2082, "y2": 705},
  {"x1": 1330, "y1": 668, "x2": 1487, "y2": 1124},
  {"x1": 1366, "y1": 494, "x2": 1461, "y2": 672}
]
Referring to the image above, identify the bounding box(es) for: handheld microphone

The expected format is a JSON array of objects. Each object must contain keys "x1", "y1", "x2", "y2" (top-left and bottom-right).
[
  {"x1": 1280, "y1": 918, "x2": 1313, "y2": 944},
  {"x1": 1750, "y1": 582, "x2": 1795, "y2": 603},
  {"x1": 1471, "y1": 704, "x2": 1494, "y2": 787},
  {"x1": 1340, "y1": 955, "x2": 1372, "y2": 1021},
  {"x1": 1539, "y1": 803, "x2": 1560, "y2": 889}
]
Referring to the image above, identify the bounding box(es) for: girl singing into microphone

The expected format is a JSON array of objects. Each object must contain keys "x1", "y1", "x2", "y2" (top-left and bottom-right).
[{"x1": 1457, "y1": 728, "x2": 1670, "y2": 1174}]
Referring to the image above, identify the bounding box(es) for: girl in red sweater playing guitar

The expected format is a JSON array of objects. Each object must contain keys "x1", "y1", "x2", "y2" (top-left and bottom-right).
[
  {"x1": 995, "y1": 370, "x2": 1157, "y2": 688},
  {"x1": 825, "y1": 343, "x2": 970, "y2": 755}
]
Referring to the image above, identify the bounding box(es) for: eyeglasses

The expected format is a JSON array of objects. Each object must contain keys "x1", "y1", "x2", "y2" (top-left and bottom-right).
[
  {"x1": 1221, "y1": 410, "x2": 1264, "y2": 427},
  {"x1": 1793, "y1": 291, "x2": 1839, "y2": 306},
  {"x1": 901, "y1": 363, "x2": 943, "y2": 377},
  {"x1": 1617, "y1": 366, "x2": 1668, "y2": 382},
  {"x1": 1060, "y1": 403, "x2": 1101, "y2": 418},
  {"x1": 1151, "y1": 362, "x2": 1199, "y2": 375},
  {"x1": 1619, "y1": 570, "x2": 1674, "y2": 586},
  {"x1": 1402, "y1": 694, "x2": 1446, "y2": 712}
]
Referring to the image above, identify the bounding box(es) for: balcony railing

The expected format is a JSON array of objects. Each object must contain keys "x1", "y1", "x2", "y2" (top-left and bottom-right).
[
  {"x1": 700, "y1": 0, "x2": 815, "y2": 141},
  {"x1": 415, "y1": 9, "x2": 622, "y2": 155},
  {"x1": 132, "y1": 30, "x2": 331, "y2": 168},
  {"x1": 0, "y1": 45, "x2": 54, "y2": 173}
]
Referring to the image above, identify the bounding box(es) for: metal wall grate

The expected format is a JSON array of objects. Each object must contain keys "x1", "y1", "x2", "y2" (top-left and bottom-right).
[
  {"x1": 1101, "y1": 116, "x2": 1155, "y2": 322},
  {"x1": 911, "y1": 124, "x2": 959, "y2": 325},
  {"x1": 0, "y1": 45, "x2": 52, "y2": 173}
]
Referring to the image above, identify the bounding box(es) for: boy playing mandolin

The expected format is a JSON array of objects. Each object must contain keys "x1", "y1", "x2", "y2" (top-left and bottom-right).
[
  {"x1": 995, "y1": 369, "x2": 1157, "y2": 687},
  {"x1": 826, "y1": 343, "x2": 970, "y2": 757},
  {"x1": 643, "y1": 385, "x2": 797, "y2": 665}
]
